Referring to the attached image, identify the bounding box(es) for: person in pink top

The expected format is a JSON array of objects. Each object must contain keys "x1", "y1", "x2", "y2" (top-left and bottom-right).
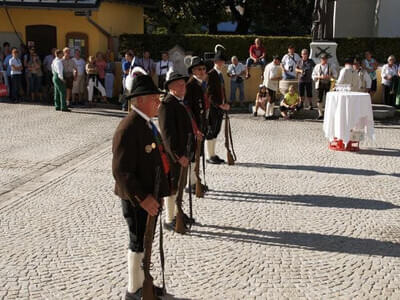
[
  {"x1": 95, "y1": 52, "x2": 107, "y2": 86},
  {"x1": 245, "y1": 38, "x2": 266, "y2": 79}
]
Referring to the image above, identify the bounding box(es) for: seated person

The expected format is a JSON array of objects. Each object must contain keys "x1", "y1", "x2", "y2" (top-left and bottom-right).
[
  {"x1": 280, "y1": 85, "x2": 302, "y2": 119},
  {"x1": 253, "y1": 85, "x2": 269, "y2": 116},
  {"x1": 245, "y1": 38, "x2": 266, "y2": 79}
]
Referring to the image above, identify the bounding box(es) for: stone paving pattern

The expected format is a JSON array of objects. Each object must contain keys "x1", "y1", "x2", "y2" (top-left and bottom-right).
[{"x1": 0, "y1": 103, "x2": 400, "y2": 299}]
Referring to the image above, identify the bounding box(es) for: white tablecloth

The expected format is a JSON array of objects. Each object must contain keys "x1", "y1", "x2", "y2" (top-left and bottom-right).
[{"x1": 323, "y1": 92, "x2": 375, "y2": 145}]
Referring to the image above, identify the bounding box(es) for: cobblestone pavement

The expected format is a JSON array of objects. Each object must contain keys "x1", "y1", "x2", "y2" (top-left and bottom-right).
[{"x1": 1, "y1": 103, "x2": 400, "y2": 300}]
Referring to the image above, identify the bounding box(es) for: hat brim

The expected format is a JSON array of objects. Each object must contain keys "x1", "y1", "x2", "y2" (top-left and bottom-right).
[
  {"x1": 164, "y1": 76, "x2": 189, "y2": 89},
  {"x1": 188, "y1": 61, "x2": 206, "y2": 73},
  {"x1": 126, "y1": 89, "x2": 166, "y2": 100}
]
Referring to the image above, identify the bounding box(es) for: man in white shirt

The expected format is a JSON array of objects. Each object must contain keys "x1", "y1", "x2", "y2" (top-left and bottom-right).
[
  {"x1": 352, "y1": 58, "x2": 372, "y2": 93},
  {"x1": 51, "y1": 49, "x2": 68, "y2": 111},
  {"x1": 281, "y1": 45, "x2": 301, "y2": 80},
  {"x1": 337, "y1": 58, "x2": 362, "y2": 92},
  {"x1": 138, "y1": 50, "x2": 155, "y2": 77},
  {"x1": 72, "y1": 49, "x2": 86, "y2": 105},
  {"x1": 227, "y1": 56, "x2": 246, "y2": 106},
  {"x1": 9, "y1": 48, "x2": 23, "y2": 102},
  {"x1": 312, "y1": 54, "x2": 337, "y2": 120},
  {"x1": 381, "y1": 55, "x2": 398, "y2": 106},
  {"x1": 263, "y1": 56, "x2": 282, "y2": 119},
  {"x1": 155, "y1": 51, "x2": 173, "y2": 89}
]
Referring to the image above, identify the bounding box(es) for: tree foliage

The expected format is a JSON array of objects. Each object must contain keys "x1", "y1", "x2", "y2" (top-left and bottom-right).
[{"x1": 145, "y1": 0, "x2": 314, "y2": 35}]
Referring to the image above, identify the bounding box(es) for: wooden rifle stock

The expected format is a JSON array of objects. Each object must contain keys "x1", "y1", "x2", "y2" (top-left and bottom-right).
[
  {"x1": 194, "y1": 138, "x2": 204, "y2": 198},
  {"x1": 174, "y1": 133, "x2": 192, "y2": 234},
  {"x1": 142, "y1": 167, "x2": 162, "y2": 300},
  {"x1": 224, "y1": 112, "x2": 236, "y2": 165}
]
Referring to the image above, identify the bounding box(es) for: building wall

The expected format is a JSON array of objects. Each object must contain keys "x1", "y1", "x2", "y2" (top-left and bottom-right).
[
  {"x1": 334, "y1": 0, "x2": 376, "y2": 38},
  {"x1": 377, "y1": 0, "x2": 400, "y2": 37},
  {"x1": 0, "y1": 2, "x2": 143, "y2": 56}
]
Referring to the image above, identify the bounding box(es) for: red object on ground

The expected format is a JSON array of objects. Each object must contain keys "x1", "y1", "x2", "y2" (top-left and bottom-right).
[{"x1": 329, "y1": 138, "x2": 360, "y2": 152}]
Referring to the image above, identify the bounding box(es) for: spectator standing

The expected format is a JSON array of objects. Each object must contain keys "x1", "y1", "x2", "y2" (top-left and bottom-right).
[
  {"x1": 245, "y1": 38, "x2": 266, "y2": 79},
  {"x1": 253, "y1": 85, "x2": 269, "y2": 117},
  {"x1": 72, "y1": 49, "x2": 86, "y2": 105},
  {"x1": 27, "y1": 51, "x2": 43, "y2": 102},
  {"x1": 139, "y1": 50, "x2": 154, "y2": 76},
  {"x1": 312, "y1": 54, "x2": 337, "y2": 120},
  {"x1": 95, "y1": 52, "x2": 107, "y2": 87},
  {"x1": 381, "y1": 55, "x2": 398, "y2": 106},
  {"x1": 362, "y1": 51, "x2": 378, "y2": 97},
  {"x1": 9, "y1": 48, "x2": 23, "y2": 102},
  {"x1": 2, "y1": 42, "x2": 11, "y2": 60},
  {"x1": 281, "y1": 45, "x2": 301, "y2": 80},
  {"x1": 4, "y1": 47, "x2": 15, "y2": 95},
  {"x1": 353, "y1": 58, "x2": 372, "y2": 93},
  {"x1": 52, "y1": 49, "x2": 68, "y2": 111},
  {"x1": 337, "y1": 58, "x2": 361, "y2": 92},
  {"x1": 121, "y1": 51, "x2": 133, "y2": 111},
  {"x1": 155, "y1": 51, "x2": 173, "y2": 89},
  {"x1": 62, "y1": 47, "x2": 77, "y2": 107},
  {"x1": 43, "y1": 48, "x2": 56, "y2": 101},
  {"x1": 263, "y1": 55, "x2": 282, "y2": 119},
  {"x1": 280, "y1": 85, "x2": 302, "y2": 119},
  {"x1": 227, "y1": 56, "x2": 246, "y2": 106},
  {"x1": 86, "y1": 56, "x2": 107, "y2": 105},
  {"x1": 104, "y1": 51, "x2": 115, "y2": 100},
  {"x1": 23, "y1": 47, "x2": 35, "y2": 97},
  {"x1": 296, "y1": 49, "x2": 315, "y2": 109}
]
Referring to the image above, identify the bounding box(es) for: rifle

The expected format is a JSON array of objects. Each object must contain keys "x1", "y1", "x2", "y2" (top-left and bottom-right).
[
  {"x1": 175, "y1": 133, "x2": 192, "y2": 234},
  {"x1": 224, "y1": 111, "x2": 237, "y2": 165},
  {"x1": 194, "y1": 138, "x2": 204, "y2": 198},
  {"x1": 142, "y1": 167, "x2": 163, "y2": 300}
]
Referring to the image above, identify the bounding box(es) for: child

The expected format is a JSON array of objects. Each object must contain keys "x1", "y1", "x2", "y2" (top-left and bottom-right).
[
  {"x1": 86, "y1": 56, "x2": 107, "y2": 105},
  {"x1": 254, "y1": 84, "x2": 269, "y2": 117},
  {"x1": 280, "y1": 85, "x2": 302, "y2": 119}
]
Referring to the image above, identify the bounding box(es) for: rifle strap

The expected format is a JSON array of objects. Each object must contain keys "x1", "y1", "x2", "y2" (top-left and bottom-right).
[
  {"x1": 159, "y1": 211, "x2": 166, "y2": 294},
  {"x1": 188, "y1": 162, "x2": 193, "y2": 229}
]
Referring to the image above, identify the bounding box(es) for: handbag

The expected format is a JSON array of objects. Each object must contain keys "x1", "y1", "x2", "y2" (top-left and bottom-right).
[{"x1": 0, "y1": 83, "x2": 8, "y2": 97}]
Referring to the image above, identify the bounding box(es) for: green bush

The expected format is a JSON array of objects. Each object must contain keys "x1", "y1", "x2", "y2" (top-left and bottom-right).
[{"x1": 119, "y1": 34, "x2": 400, "y2": 65}]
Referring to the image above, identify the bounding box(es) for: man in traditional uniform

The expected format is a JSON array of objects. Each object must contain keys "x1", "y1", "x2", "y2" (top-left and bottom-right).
[
  {"x1": 158, "y1": 70, "x2": 196, "y2": 230},
  {"x1": 112, "y1": 74, "x2": 170, "y2": 300},
  {"x1": 184, "y1": 56, "x2": 208, "y2": 192},
  {"x1": 206, "y1": 49, "x2": 231, "y2": 164}
]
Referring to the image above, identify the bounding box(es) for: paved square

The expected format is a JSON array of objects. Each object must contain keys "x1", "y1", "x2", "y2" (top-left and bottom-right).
[{"x1": 0, "y1": 103, "x2": 399, "y2": 299}]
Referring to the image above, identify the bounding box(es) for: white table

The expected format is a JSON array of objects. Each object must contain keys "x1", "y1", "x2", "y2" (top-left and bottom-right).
[{"x1": 323, "y1": 92, "x2": 375, "y2": 145}]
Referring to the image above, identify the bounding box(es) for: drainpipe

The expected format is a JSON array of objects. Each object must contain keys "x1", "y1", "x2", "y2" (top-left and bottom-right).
[{"x1": 86, "y1": 16, "x2": 113, "y2": 52}]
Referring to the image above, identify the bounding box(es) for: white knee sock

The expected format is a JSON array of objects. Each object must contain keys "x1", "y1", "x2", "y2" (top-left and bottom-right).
[
  {"x1": 127, "y1": 250, "x2": 144, "y2": 293},
  {"x1": 317, "y1": 102, "x2": 323, "y2": 116},
  {"x1": 165, "y1": 195, "x2": 176, "y2": 223},
  {"x1": 206, "y1": 139, "x2": 216, "y2": 158},
  {"x1": 269, "y1": 103, "x2": 274, "y2": 116},
  {"x1": 187, "y1": 163, "x2": 196, "y2": 187},
  {"x1": 266, "y1": 103, "x2": 271, "y2": 117}
]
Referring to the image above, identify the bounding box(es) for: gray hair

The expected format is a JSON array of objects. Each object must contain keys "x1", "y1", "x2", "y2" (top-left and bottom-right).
[
  {"x1": 301, "y1": 49, "x2": 309, "y2": 54},
  {"x1": 388, "y1": 55, "x2": 396, "y2": 62},
  {"x1": 231, "y1": 56, "x2": 238, "y2": 61}
]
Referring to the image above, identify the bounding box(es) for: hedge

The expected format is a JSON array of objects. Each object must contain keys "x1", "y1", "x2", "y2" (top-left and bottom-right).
[{"x1": 119, "y1": 34, "x2": 400, "y2": 65}]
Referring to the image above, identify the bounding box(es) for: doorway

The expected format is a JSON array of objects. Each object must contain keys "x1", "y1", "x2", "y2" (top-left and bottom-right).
[{"x1": 26, "y1": 25, "x2": 57, "y2": 59}]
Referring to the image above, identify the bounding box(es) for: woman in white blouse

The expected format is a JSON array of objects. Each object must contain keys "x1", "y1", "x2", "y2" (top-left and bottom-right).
[{"x1": 381, "y1": 55, "x2": 398, "y2": 106}]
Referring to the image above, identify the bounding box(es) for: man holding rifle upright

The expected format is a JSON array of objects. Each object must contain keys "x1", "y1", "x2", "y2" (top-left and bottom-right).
[
  {"x1": 112, "y1": 72, "x2": 170, "y2": 300},
  {"x1": 158, "y1": 70, "x2": 199, "y2": 231}
]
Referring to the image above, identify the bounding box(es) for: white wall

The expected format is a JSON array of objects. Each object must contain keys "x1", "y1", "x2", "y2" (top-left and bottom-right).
[
  {"x1": 334, "y1": 0, "x2": 376, "y2": 38},
  {"x1": 377, "y1": 0, "x2": 400, "y2": 37}
]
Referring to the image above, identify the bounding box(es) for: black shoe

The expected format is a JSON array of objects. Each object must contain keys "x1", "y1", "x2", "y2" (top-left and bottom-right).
[
  {"x1": 185, "y1": 184, "x2": 196, "y2": 193},
  {"x1": 207, "y1": 156, "x2": 221, "y2": 164},
  {"x1": 264, "y1": 116, "x2": 271, "y2": 120},
  {"x1": 214, "y1": 155, "x2": 225, "y2": 163},
  {"x1": 164, "y1": 219, "x2": 176, "y2": 231},
  {"x1": 253, "y1": 112, "x2": 257, "y2": 117},
  {"x1": 202, "y1": 184, "x2": 209, "y2": 193},
  {"x1": 55, "y1": 107, "x2": 61, "y2": 111},
  {"x1": 183, "y1": 213, "x2": 195, "y2": 225},
  {"x1": 317, "y1": 115, "x2": 324, "y2": 120},
  {"x1": 125, "y1": 289, "x2": 141, "y2": 300},
  {"x1": 61, "y1": 108, "x2": 71, "y2": 112}
]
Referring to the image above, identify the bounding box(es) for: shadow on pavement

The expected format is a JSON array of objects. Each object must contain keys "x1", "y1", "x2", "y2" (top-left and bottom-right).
[
  {"x1": 235, "y1": 162, "x2": 399, "y2": 177},
  {"x1": 357, "y1": 148, "x2": 400, "y2": 158},
  {"x1": 206, "y1": 190, "x2": 400, "y2": 210},
  {"x1": 191, "y1": 224, "x2": 400, "y2": 258},
  {"x1": 70, "y1": 108, "x2": 127, "y2": 118}
]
